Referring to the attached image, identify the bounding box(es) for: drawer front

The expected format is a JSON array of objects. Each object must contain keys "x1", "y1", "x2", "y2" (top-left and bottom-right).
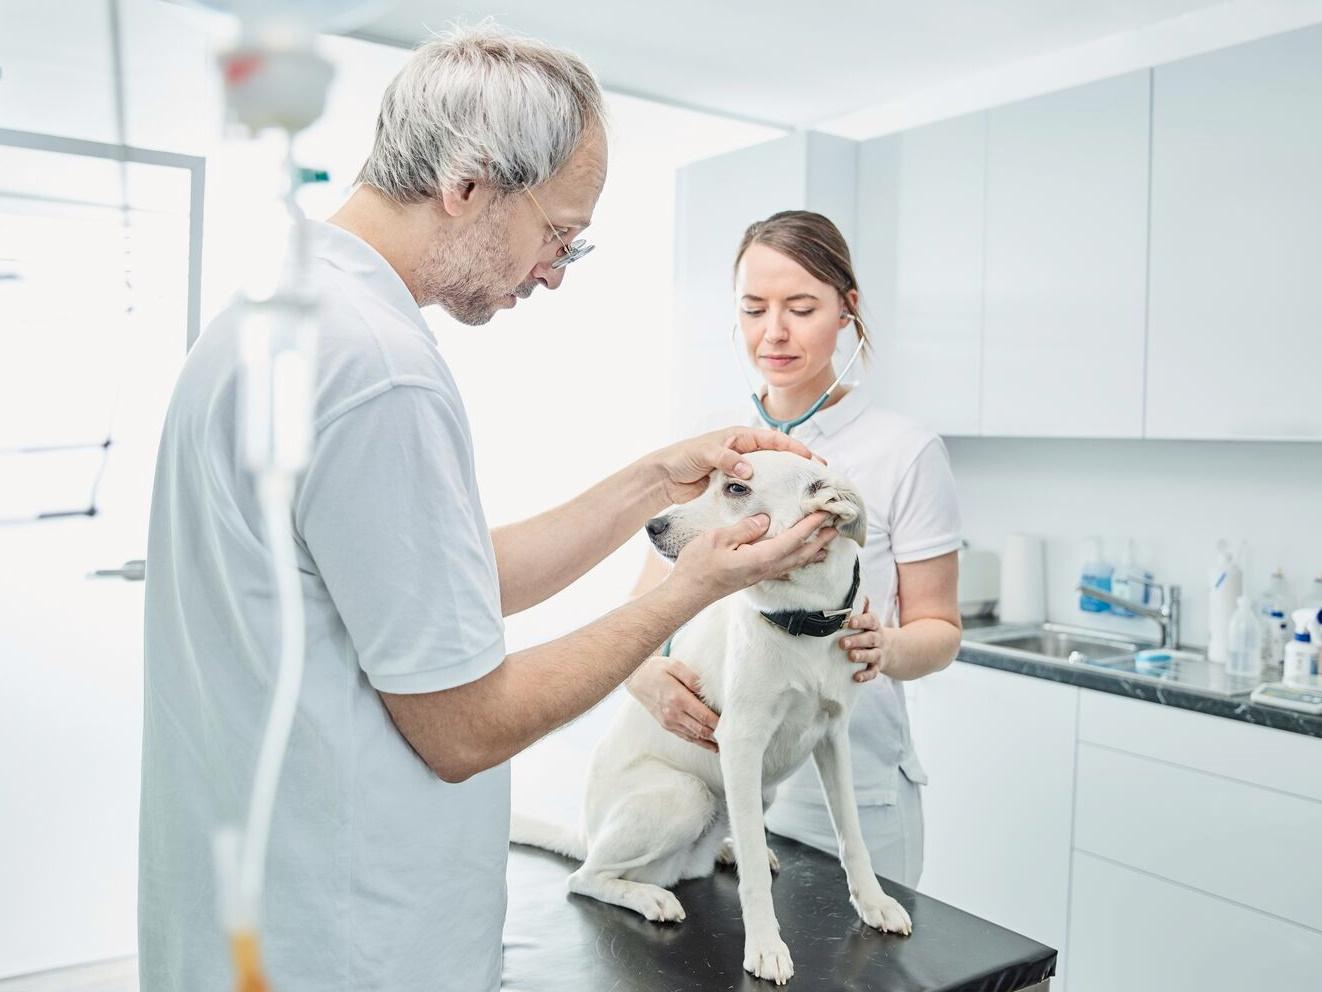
[
  {"x1": 1068, "y1": 852, "x2": 1322, "y2": 992},
  {"x1": 1078, "y1": 690, "x2": 1322, "y2": 801},
  {"x1": 1074, "y1": 743, "x2": 1322, "y2": 930}
]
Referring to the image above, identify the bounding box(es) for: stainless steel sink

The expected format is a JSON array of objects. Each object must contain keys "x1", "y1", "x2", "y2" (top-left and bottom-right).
[
  {"x1": 966, "y1": 623, "x2": 1144, "y2": 664},
  {"x1": 962, "y1": 623, "x2": 1256, "y2": 697}
]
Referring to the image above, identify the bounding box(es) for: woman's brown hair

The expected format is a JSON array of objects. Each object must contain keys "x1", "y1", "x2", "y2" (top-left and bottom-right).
[{"x1": 733, "y1": 210, "x2": 870, "y2": 358}]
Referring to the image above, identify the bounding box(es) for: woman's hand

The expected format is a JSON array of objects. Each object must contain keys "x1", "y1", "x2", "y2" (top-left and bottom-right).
[
  {"x1": 626, "y1": 656, "x2": 721, "y2": 753},
  {"x1": 649, "y1": 426, "x2": 823, "y2": 506},
  {"x1": 840, "y1": 597, "x2": 892, "y2": 683}
]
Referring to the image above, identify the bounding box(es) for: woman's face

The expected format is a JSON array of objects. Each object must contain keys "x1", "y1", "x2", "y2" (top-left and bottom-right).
[{"x1": 734, "y1": 242, "x2": 855, "y2": 391}]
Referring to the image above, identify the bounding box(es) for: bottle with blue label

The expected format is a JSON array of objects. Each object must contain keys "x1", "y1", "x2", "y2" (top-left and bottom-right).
[
  {"x1": 1282, "y1": 608, "x2": 1321, "y2": 686},
  {"x1": 1079, "y1": 538, "x2": 1113, "y2": 613}
]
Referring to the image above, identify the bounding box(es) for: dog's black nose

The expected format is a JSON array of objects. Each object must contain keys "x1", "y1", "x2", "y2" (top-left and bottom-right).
[{"x1": 645, "y1": 516, "x2": 669, "y2": 538}]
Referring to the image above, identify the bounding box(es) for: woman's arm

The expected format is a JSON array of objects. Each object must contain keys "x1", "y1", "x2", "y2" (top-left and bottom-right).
[
  {"x1": 631, "y1": 550, "x2": 672, "y2": 599},
  {"x1": 843, "y1": 551, "x2": 961, "y2": 682}
]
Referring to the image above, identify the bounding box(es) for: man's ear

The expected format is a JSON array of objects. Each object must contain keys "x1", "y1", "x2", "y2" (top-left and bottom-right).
[
  {"x1": 438, "y1": 180, "x2": 484, "y2": 219},
  {"x1": 803, "y1": 476, "x2": 867, "y2": 547}
]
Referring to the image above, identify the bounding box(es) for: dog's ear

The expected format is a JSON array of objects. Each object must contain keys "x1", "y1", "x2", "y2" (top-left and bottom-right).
[{"x1": 803, "y1": 476, "x2": 867, "y2": 547}]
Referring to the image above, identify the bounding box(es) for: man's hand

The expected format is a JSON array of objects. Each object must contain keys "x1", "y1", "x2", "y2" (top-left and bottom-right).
[
  {"x1": 650, "y1": 427, "x2": 824, "y2": 506},
  {"x1": 668, "y1": 510, "x2": 837, "y2": 606},
  {"x1": 626, "y1": 656, "x2": 720, "y2": 752}
]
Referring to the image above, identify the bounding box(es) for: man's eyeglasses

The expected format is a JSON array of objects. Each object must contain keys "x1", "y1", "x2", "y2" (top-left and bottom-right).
[{"x1": 523, "y1": 184, "x2": 594, "y2": 270}]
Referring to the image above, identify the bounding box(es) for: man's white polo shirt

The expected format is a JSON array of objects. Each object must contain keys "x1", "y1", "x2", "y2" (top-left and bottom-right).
[{"x1": 141, "y1": 221, "x2": 508, "y2": 991}]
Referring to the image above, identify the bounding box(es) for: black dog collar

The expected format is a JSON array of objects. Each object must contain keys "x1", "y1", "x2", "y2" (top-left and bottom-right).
[{"x1": 760, "y1": 557, "x2": 861, "y2": 638}]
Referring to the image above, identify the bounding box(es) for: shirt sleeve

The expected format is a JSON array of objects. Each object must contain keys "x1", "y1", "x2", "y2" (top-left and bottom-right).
[
  {"x1": 294, "y1": 383, "x2": 506, "y2": 694},
  {"x1": 889, "y1": 436, "x2": 963, "y2": 564}
]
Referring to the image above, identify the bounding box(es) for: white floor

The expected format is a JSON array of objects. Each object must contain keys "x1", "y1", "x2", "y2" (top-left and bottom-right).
[{"x1": 0, "y1": 958, "x2": 137, "y2": 992}]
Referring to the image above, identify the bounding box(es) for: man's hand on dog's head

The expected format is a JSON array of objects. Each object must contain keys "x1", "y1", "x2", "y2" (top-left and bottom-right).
[{"x1": 650, "y1": 426, "x2": 825, "y2": 506}]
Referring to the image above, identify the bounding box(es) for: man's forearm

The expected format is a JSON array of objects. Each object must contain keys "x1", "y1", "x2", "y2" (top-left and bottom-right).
[
  {"x1": 491, "y1": 457, "x2": 668, "y2": 615},
  {"x1": 409, "y1": 577, "x2": 708, "y2": 781},
  {"x1": 884, "y1": 618, "x2": 962, "y2": 681}
]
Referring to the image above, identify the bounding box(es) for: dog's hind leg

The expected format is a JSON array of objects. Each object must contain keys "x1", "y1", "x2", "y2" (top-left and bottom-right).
[{"x1": 568, "y1": 770, "x2": 715, "y2": 923}]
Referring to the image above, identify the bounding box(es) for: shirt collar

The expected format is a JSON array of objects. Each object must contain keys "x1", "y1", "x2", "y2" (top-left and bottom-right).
[
  {"x1": 307, "y1": 220, "x2": 432, "y2": 338},
  {"x1": 755, "y1": 385, "x2": 869, "y2": 439}
]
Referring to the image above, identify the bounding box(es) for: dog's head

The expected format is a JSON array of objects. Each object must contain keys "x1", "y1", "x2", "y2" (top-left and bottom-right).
[{"x1": 645, "y1": 450, "x2": 866, "y2": 567}]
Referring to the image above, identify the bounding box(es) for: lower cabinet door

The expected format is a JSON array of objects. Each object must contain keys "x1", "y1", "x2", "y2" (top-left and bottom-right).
[
  {"x1": 1067, "y1": 851, "x2": 1322, "y2": 992},
  {"x1": 909, "y1": 662, "x2": 1077, "y2": 971}
]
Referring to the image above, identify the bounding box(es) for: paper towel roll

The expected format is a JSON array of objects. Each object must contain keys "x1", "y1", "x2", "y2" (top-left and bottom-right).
[{"x1": 1000, "y1": 533, "x2": 1046, "y2": 624}]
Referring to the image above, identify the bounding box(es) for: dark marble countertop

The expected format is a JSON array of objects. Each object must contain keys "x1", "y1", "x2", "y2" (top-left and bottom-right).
[
  {"x1": 504, "y1": 835, "x2": 1056, "y2": 992},
  {"x1": 958, "y1": 621, "x2": 1322, "y2": 739}
]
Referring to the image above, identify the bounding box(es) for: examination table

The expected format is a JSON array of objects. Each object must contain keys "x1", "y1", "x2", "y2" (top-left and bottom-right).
[{"x1": 503, "y1": 834, "x2": 1056, "y2": 991}]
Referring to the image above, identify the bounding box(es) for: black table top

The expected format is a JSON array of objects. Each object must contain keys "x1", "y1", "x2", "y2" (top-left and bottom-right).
[{"x1": 503, "y1": 835, "x2": 1056, "y2": 992}]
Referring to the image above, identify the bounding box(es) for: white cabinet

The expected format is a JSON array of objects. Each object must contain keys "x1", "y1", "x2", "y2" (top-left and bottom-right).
[
  {"x1": 1068, "y1": 687, "x2": 1322, "y2": 992},
  {"x1": 1073, "y1": 743, "x2": 1322, "y2": 931},
  {"x1": 981, "y1": 71, "x2": 1151, "y2": 438},
  {"x1": 1146, "y1": 25, "x2": 1322, "y2": 440},
  {"x1": 858, "y1": 114, "x2": 986, "y2": 435},
  {"x1": 1067, "y1": 853, "x2": 1322, "y2": 992},
  {"x1": 907, "y1": 662, "x2": 1077, "y2": 968},
  {"x1": 917, "y1": 659, "x2": 1322, "y2": 992}
]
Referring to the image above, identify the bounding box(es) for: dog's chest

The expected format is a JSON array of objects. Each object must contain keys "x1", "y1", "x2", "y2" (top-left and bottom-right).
[{"x1": 755, "y1": 675, "x2": 851, "y2": 787}]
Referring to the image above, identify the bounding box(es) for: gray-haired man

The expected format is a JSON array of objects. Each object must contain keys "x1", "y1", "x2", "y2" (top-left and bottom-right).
[{"x1": 139, "y1": 26, "x2": 834, "y2": 992}]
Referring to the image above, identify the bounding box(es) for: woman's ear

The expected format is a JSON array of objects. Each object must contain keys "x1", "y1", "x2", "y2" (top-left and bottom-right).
[{"x1": 803, "y1": 477, "x2": 867, "y2": 547}]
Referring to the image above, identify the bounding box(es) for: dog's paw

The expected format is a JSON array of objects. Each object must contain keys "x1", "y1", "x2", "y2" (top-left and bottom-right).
[
  {"x1": 716, "y1": 838, "x2": 780, "y2": 874},
  {"x1": 854, "y1": 891, "x2": 912, "y2": 936},
  {"x1": 744, "y1": 936, "x2": 795, "y2": 985},
  {"x1": 635, "y1": 885, "x2": 686, "y2": 923}
]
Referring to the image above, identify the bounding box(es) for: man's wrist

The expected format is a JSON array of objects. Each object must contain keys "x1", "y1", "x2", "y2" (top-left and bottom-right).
[
  {"x1": 633, "y1": 449, "x2": 672, "y2": 514},
  {"x1": 649, "y1": 569, "x2": 713, "y2": 625}
]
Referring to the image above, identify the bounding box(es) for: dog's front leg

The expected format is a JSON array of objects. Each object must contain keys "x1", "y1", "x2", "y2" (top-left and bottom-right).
[
  {"x1": 718, "y1": 727, "x2": 794, "y2": 985},
  {"x1": 812, "y1": 724, "x2": 913, "y2": 935}
]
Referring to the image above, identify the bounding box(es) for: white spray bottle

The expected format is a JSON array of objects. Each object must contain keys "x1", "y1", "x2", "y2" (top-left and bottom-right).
[{"x1": 1282, "y1": 608, "x2": 1321, "y2": 686}]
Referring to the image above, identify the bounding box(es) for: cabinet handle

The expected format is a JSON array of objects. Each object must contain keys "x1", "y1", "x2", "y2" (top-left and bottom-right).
[{"x1": 88, "y1": 559, "x2": 146, "y2": 582}]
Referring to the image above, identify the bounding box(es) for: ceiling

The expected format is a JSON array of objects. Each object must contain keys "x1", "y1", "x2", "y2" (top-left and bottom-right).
[{"x1": 350, "y1": 0, "x2": 1247, "y2": 130}]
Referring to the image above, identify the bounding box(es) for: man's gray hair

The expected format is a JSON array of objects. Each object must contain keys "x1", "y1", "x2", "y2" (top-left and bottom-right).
[{"x1": 357, "y1": 23, "x2": 605, "y2": 203}]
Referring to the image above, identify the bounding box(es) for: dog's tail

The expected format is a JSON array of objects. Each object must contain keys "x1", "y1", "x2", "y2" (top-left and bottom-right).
[{"x1": 510, "y1": 811, "x2": 586, "y2": 862}]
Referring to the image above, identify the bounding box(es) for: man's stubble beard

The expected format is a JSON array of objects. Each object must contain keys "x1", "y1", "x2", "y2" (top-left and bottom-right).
[{"x1": 414, "y1": 199, "x2": 519, "y2": 326}]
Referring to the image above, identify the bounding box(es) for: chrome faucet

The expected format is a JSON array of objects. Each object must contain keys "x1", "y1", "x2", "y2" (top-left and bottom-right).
[{"x1": 1076, "y1": 582, "x2": 1182, "y2": 649}]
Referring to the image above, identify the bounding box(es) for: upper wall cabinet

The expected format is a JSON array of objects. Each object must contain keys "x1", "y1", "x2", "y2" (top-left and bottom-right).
[
  {"x1": 981, "y1": 71, "x2": 1152, "y2": 438},
  {"x1": 858, "y1": 114, "x2": 986, "y2": 436},
  {"x1": 1146, "y1": 26, "x2": 1322, "y2": 441}
]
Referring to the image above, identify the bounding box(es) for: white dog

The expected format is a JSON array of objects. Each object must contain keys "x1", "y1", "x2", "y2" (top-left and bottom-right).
[{"x1": 511, "y1": 450, "x2": 912, "y2": 985}]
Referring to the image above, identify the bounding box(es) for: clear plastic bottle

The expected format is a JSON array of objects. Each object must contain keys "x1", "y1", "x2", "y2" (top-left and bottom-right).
[
  {"x1": 1226, "y1": 595, "x2": 1262, "y2": 678},
  {"x1": 1206, "y1": 540, "x2": 1243, "y2": 664},
  {"x1": 1258, "y1": 569, "x2": 1291, "y2": 667},
  {"x1": 1079, "y1": 538, "x2": 1113, "y2": 614},
  {"x1": 1265, "y1": 609, "x2": 1290, "y2": 672}
]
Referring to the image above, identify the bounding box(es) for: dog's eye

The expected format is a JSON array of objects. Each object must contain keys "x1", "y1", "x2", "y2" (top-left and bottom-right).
[{"x1": 723, "y1": 482, "x2": 750, "y2": 497}]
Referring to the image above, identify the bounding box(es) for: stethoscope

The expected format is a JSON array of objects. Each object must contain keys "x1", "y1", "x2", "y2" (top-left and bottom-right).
[{"x1": 730, "y1": 313, "x2": 868, "y2": 433}]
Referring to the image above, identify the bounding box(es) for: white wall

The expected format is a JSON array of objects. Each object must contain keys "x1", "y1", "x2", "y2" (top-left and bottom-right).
[{"x1": 947, "y1": 437, "x2": 1322, "y2": 647}]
